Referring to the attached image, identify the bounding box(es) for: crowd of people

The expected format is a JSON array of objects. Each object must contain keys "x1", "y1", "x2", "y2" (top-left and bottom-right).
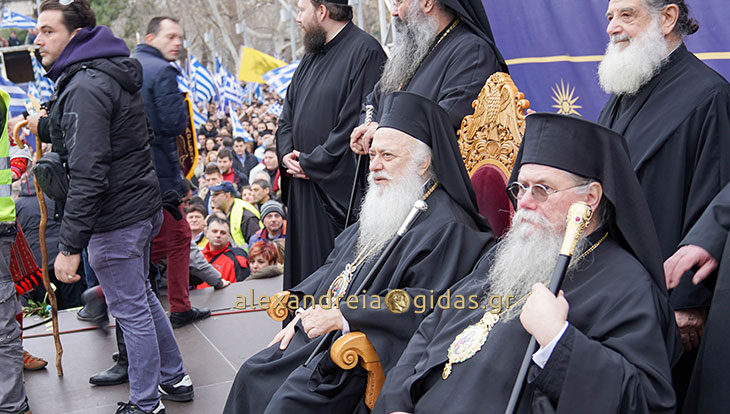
[{"x1": 1, "y1": 0, "x2": 729, "y2": 413}]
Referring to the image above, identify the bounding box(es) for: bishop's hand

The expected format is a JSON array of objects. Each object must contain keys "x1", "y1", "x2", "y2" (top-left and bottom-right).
[
  {"x1": 350, "y1": 122, "x2": 378, "y2": 155},
  {"x1": 269, "y1": 315, "x2": 300, "y2": 350},
  {"x1": 664, "y1": 244, "x2": 718, "y2": 289},
  {"x1": 520, "y1": 283, "x2": 569, "y2": 347},
  {"x1": 300, "y1": 305, "x2": 344, "y2": 339}
]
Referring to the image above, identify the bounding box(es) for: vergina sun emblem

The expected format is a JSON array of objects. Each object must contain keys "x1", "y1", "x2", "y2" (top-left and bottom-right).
[{"x1": 551, "y1": 80, "x2": 583, "y2": 116}]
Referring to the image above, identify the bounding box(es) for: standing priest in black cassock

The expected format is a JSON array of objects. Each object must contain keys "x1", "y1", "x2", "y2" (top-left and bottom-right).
[
  {"x1": 350, "y1": 0, "x2": 507, "y2": 155},
  {"x1": 375, "y1": 113, "x2": 680, "y2": 414},
  {"x1": 224, "y1": 92, "x2": 495, "y2": 413},
  {"x1": 596, "y1": 1, "x2": 730, "y2": 402},
  {"x1": 278, "y1": 0, "x2": 386, "y2": 289},
  {"x1": 665, "y1": 183, "x2": 730, "y2": 413}
]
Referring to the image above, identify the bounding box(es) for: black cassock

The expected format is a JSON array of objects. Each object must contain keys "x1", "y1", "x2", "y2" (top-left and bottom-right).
[
  {"x1": 681, "y1": 183, "x2": 730, "y2": 413},
  {"x1": 375, "y1": 234, "x2": 676, "y2": 414},
  {"x1": 597, "y1": 43, "x2": 730, "y2": 311},
  {"x1": 223, "y1": 189, "x2": 494, "y2": 413},
  {"x1": 364, "y1": 23, "x2": 502, "y2": 128},
  {"x1": 277, "y1": 22, "x2": 386, "y2": 289}
]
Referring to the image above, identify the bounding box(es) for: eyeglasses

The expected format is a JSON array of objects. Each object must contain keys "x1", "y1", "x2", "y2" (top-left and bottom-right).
[
  {"x1": 59, "y1": 0, "x2": 75, "y2": 5},
  {"x1": 391, "y1": 0, "x2": 405, "y2": 7},
  {"x1": 507, "y1": 181, "x2": 588, "y2": 203}
]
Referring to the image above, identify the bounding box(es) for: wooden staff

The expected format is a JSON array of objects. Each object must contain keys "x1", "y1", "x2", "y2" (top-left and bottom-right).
[{"x1": 13, "y1": 119, "x2": 64, "y2": 376}]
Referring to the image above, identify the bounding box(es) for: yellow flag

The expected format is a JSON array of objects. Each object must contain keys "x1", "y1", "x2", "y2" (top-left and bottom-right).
[{"x1": 238, "y1": 47, "x2": 287, "y2": 83}]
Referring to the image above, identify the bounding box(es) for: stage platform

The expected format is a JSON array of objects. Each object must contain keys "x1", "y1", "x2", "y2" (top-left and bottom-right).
[{"x1": 22, "y1": 276, "x2": 283, "y2": 414}]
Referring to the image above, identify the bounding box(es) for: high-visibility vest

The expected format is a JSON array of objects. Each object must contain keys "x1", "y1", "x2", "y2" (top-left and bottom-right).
[
  {"x1": 0, "y1": 90, "x2": 15, "y2": 223},
  {"x1": 229, "y1": 198, "x2": 262, "y2": 250}
]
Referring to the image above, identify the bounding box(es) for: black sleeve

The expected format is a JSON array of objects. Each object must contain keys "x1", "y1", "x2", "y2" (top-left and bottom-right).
[
  {"x1": 682, "y1": 183, "x2": 730, "y2": 261},
  {"x1": 151, "y1": 66, "x2": 189, "y2": 137},
  {"x1": 37, "y1": 116, "x2": 52, "y2": 143}
]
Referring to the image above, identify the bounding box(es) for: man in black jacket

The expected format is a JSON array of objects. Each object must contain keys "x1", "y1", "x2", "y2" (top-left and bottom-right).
[
  {"x1": 33, "y1": 1, "x2": 193, "y2": 413},
  {"x1": 133, "y1": 17, "x2": 209, "y2": 329}
]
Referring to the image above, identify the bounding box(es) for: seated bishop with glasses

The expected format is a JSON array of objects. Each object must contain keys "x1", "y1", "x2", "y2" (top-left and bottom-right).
[{"x1": 374, "y1": 113, "x2": 680, "y2": 414}]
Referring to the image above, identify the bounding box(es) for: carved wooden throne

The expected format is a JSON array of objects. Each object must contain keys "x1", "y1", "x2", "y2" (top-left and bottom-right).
[
  {"x1": 267, "y1": 72, "x2": 529, "y2": 409},
  {"x1": 458, "y1": 71, "x2": 530, "y2": 237}
]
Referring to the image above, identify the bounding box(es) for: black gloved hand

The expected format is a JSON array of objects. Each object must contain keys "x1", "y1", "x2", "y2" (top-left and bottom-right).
[{"x1": 161, "y1": 190, "x2": 183, "y2": 220}]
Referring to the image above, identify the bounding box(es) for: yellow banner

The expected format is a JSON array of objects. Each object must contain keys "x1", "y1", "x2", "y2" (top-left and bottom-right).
[{"x1": 238, "y1": 46, "x2": 287, "y2": 83}]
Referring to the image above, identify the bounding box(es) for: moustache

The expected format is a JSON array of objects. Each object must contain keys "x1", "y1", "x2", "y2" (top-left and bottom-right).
[{"x1": 610, "y1": 33, "x2": 630, "y2": 44}]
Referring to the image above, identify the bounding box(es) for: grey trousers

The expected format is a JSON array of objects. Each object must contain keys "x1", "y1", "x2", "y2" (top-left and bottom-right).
[
  {"x1": 88, "y1": 211, "x2": 185, "y2": 411},
  {"x1": 0, "y1": 233, "x2": 28, "y2": 414}
]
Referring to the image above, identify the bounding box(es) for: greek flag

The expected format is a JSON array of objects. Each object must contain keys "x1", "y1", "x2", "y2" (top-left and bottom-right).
[
  {"x1": 192, "y1": 103, "x2": 207, "y2": 130},
  {"x1": 215, "y1": 57, "x2": 245, "y2": 111},
  {"x1": 171, "y1": 61, "x2": 191, "y2": 94},
  {"x1": 262, "y1": 61, "x2": 299, "y2": 99},
  {"x1": 0, "y1": 77, "x2": 29, "y2": 116},
  {"x1": 229, "y1": 107, "x2": 252, "y2": 141},
  {"x1": 31, "y1": 53, "x2": 54, "y2": 101},
  {"x1": 26, "y1": 82, "x2": 40, "y2": 101},
  {"x1": 253, "y1": 84, "x2": 264, "y2": 103},
  {"x1": 189, "y1": 55, "x2": 217, "y2": 105},
  {"x1": 267, "y1": 102, "x2": 283, "y2": 117},
  {"x1": 1, "y1": 9, "x2": 37, "y2": 29}
]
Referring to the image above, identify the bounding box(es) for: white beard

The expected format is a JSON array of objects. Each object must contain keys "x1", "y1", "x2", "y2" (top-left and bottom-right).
[
  {"x1": 598, "y1": 17, "x2": 670, "y2": 96},
  {"x1": 379, "y1": 0, "x2": 439, "y2": 94},
  {"x1": 356, "y1": 169, "x2": 427, "y2": 256},
  {"x1": 485, "y1": 209, "x2": 588, "y2": 321}
]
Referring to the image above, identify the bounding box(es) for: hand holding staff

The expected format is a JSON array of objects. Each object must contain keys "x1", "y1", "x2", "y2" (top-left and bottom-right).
[{"x1": 505, "y1": 202, "x2": 592, "y2": 413}]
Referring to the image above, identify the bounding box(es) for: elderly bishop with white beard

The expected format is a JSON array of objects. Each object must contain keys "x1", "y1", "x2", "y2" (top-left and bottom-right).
[
  {"x1": 596, "y1": 2, "x2": 730, "y2": 400},
  {"x1": 223, "y1": 92, "x2": 495, "y2": 413},
  {"x1": 374, "y1": 114, "x2": 679, "y2": 414}
]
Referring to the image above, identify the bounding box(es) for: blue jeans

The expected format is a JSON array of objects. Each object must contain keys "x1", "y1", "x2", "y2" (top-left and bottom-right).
[
  {"x1": 82, "y1": 249, "x2": 98, "y2": 288},
  {"x1": 88, "y1": 211, "x2": 185, "y2": 411}
]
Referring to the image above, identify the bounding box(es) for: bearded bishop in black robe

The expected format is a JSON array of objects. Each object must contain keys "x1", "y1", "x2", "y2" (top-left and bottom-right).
[
  {"x1": 224, "y1": 93, "x2": 495, "y2": 413},
  {"x1": 363, "y1": 0, "x2": 507, "y2": 128},
  {"x1": 277, "y1": 8, "x2": 387, "y2": 290},
  {"x1": 597, "y1": 43, "x2": 730, "y2": 325},
  {"x1": 375, "y1": 114, "x2": 679, "y2": 414}
]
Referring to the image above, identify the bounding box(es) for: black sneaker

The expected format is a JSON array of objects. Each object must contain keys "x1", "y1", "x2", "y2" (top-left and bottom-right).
[
  {"x1": 115, "y1": 401, "x2": 165, "y2": 414},
  {"x1": 158, "y1": 374, "x2": 194, "y2": 402},
  {"x1": 169, "y1": 307, "x2": 210, "y2": 328}
]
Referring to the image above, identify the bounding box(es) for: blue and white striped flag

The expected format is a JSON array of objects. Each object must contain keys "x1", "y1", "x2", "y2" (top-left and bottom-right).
[
  {"x1": 26, "y1": 82, "x2": 40, "y2": 101},
  {"x1": 262, "y1": 61, "x2": 299, "y2": 99},
  {"x1": 215, "y1": 57, "x2": 244, "y2": 112},
  {"x1": 253, "y1": 84, "x2": 264, "y2": 103},
  {"x1": 267, "y1": 102, "x2": 283, "y2": 117},
  {"x1": 1, "y1": 9, "x2": 37, "y2": 29},
  {"x1": 189, "y1": 55, "x2": 217, "y2": 105},
  {"x1": 30, "y1": 53, "x2": 54, "y2": 101},
  {"x1": 192, "y1": 103, "x2": 207, "y2": 130},
  {"x1": 0, "y1": 77, "x2": 29, "y2": 116},
  {"x1": 229, "y1": 107, "x2": 252, "y2": 142},
  {"x1": 171, "y1": 61, "x2": 191, "y2": 94}
]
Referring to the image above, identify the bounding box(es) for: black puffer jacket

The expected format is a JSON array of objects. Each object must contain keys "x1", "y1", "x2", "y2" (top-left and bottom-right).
[{"x1": 44, "y1": 26, "x2": 161, "y2": 251}]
